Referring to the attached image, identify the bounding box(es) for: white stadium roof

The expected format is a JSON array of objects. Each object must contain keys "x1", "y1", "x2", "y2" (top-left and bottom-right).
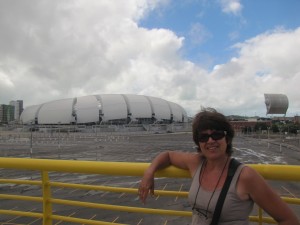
[{"x1": 20, "y1": 94, "x2": 188, "y2": 125}]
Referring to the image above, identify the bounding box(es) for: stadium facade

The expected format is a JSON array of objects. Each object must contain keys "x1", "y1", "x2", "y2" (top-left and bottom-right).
[{"x1": 20, "y1": 94, "x2": 188, "y2": 125}]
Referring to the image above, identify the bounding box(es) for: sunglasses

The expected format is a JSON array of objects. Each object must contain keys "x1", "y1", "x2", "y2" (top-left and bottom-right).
[{"x1": 198, "y1": 131, "x2": 226, "y2": 142}]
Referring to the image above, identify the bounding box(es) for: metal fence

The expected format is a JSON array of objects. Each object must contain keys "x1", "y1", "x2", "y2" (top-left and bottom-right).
[{"x1": 0, "y1": 158, "x2": 299, "y2": 224}]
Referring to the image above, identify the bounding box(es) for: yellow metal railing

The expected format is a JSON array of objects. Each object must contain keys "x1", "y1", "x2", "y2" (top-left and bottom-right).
[{"x1": 0, "y1": 157, "x2": 299, "y2": 225}]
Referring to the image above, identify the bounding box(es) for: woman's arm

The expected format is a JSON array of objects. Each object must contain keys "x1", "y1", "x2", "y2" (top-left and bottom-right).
[
  {"x1": 138, "y1": 151, "x2": 200, "y2": 204},
  {"x1": 241, "y1": 167, "x2": 299, "y2": 225}
]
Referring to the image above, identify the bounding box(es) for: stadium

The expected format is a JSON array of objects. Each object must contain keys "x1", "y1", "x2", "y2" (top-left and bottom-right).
[{"x1": 20, "y1": 94, "x2": 188, "y2": 125}]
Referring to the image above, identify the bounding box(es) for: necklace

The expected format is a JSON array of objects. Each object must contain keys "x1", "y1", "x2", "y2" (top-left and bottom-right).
[{"x1": 192, "y1": 157, "x2": 229, "y2": 219}]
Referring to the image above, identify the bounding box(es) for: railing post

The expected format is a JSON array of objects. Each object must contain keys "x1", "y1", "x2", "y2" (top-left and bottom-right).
[
  {"x1": 42, "y1": 171, "x2": 52, "y2": 225},
  {"x1": 258, "y1": 207, "x2": 263, "y2": 225}
]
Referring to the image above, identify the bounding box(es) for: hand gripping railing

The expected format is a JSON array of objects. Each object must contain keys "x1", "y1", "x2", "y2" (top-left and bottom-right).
[{"x1": 0, "y1": 157, "x2": 299, "y2": 225}]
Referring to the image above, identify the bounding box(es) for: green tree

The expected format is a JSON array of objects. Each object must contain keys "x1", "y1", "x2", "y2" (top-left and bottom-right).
[
  {"x1": 271, "y1": 124, "x2": 279, "y2": 133},
  {"x1": 254, "y1": 122, "x2": 268, "y2": 132}
]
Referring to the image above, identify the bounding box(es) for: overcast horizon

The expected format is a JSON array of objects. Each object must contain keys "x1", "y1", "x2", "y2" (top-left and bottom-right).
[{"x1": 1, "y1": 1, "x2": 300, "y2": 117}]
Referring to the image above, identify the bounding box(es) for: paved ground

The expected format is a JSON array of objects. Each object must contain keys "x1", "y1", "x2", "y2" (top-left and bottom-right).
[{"x1": 0, "y1": 131, "x2": 299, "y2": 224}]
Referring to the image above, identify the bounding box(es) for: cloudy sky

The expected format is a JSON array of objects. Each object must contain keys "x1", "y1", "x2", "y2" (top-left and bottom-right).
[{"x1": 0, "y1": 0, "x2": 300, "y2": 117}]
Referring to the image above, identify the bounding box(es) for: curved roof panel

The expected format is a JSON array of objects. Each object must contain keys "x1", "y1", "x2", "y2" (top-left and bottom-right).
[
  {"x1": 20, "y1": 104, "x2": 40, "y2": 124},
  {"x1": 123, "y1": 94, "x2": 152, "y2": 119},
  {"x1": 100, "y1": 94, "x2": 127, "y2": 121},
  {"x1": 38, "y1": 98, "x2": 74, "y2": 124},
  {"x1": 76, "y1": 95, "x2": 99, "y2": 124},
  {"x1": 168, "y1": 102, "x2": 186, "y2": 122},
  {"x1": 147, "y1": 96, "x2": 171, "y2": 121}
]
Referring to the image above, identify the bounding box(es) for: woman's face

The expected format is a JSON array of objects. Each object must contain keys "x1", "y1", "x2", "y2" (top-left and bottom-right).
[{"x1": 198, "y1": 129, "x2": 228, "y2": 159}]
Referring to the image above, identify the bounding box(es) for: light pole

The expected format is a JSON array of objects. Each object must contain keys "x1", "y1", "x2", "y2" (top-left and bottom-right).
[
  {"x1": 58, "y1": 122, "x2": 61, "y2": 158},
  {"x1": 267, "y1": 127, "x2": 270, "y2": 149},
  {"x1": 30, "y1": 122, "x2": 33, "y2": 158}
]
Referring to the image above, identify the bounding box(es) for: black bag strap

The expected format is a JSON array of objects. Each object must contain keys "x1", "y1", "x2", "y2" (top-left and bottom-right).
[{"x1": 210, "y1": 158, "x2": 241, "y2": 225}]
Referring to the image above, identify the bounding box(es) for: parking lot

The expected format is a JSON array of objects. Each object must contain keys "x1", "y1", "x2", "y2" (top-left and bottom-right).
[{"x1": 0, "y1": 131, "x2": 299, "y2": 224}]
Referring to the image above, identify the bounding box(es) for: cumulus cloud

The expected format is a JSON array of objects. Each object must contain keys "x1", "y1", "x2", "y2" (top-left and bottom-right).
[
  {"x1": 209, "y1": 28, "x2": 300, "y2": 116},
  {"x1": 0, "y1": 1, "x2": 299, "y2": 117},
  {"x1": 0, "y1": 0, "x2": 172, "y2": 103},
  {"x1": 219, "y1": 0, "x2": 243, "y2": 15}
]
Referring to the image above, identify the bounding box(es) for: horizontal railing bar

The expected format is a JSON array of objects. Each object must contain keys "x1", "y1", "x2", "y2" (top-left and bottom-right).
[
  {"x1": 249, "y1": 215, "x2": 276, "y2": 224},
  {"x1": 50, "y1": 181, "x2": 188, "y2": 197},
  {"x1": 50, "y1": 198, "x2": 192, "y2": 217},
  {"x1": 50, "y1": 182, "x2": 300, "y2": 200},
  {"x1": 0, "y1": 194, "x2": 42, "y2": 202},
  {"x1": 50, "y1": 181, "x2": 139, "y2": 193},
  {"x1": 2, "y1": 180, "x2": 300, "y2": 203},
  {"x1": 1, "y1": 158, "x2": 300, "y2": 181},
  {"x1": 0, "y1": 158, "x2": 175, "y2": 177},
  {"x1": 1, "y1": 190, "x2": 298, "y2": 207},
  {"x1": 0, "y1": 209, "x2": 42, "y2": 218},
  {"x1": 0, "y1": 208, "x2": 283, "y2": 224},
  {"x1": 0, "y1": 209, "x2": 129, "y2": 225},
  {"x1": 281, "y1": 196, "x2": 300, "y2": 204},
  {"x1": 0, "y1": 207, "x2": 285, "y2": 224},
  {"x1": 5, "y1": 180, "x2": 300, "y2": 203},
  {"x1": 51, "y1": 214, "x2": 129, "y2": 225},
  {"x1": 250, "y1": 164, "x2": 300, "y2": 181}
]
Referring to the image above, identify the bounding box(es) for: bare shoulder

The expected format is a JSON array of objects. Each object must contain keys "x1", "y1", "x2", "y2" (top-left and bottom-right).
[
  {"x1": 237, "y1": 165, "x2": 263, "y2": 197},
  {"x1": 168, "y1": 151, "x2": 202, "y2": 176},
  {"x1": 239, "y1": 165, "x2": 258, "y2": 178},
  {"x1": 239, "y1": 165, "x2": 263, "y2": 185},
  {"x1": 239, "y1": 166, "x2": 300, "y2": 224},
  {"x1": 239, "y1": 165, "x2": 290, "y2": 199}
]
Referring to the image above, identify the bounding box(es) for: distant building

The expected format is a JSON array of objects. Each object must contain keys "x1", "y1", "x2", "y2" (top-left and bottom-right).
[
  {"x1": 230, "y1": 120, "x2": 272, "y2": 132},
  {"x1": 271, "y1": 116, "x2": 294, "y2": 122},
  {"x1": 10, "y1": 100, "x2": 23, "y2": 121},
  {"x1": 294, "y1": 116, "x2": 300, "y2": 124},
  {"x1": 264, "y1": 93, "x2": 289, "y2": 115},
  {"x1": 20, "y1": 94, "x2": 187, "y2": 125},
  {"x1": 0, "y1": 104, "x2": 14, "y2": 124},
  {"x1": 0, "y1": 100, "x2": 23, "y2": 124}
]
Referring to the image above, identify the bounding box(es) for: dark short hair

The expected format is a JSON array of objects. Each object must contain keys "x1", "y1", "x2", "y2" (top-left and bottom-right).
[{"x1": 192, "y1": 108, "x2": 234, "y2": 155}]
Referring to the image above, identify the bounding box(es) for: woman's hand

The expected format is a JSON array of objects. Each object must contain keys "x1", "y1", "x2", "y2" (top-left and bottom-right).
[
  {"x1": 138, "y1": 170, "x2": 155, "y2": 204},
  {"x1": 138, "y1": 151, "x2": 199, "y2": 204}
]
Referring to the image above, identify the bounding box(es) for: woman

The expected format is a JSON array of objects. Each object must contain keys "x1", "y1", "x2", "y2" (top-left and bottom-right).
[{"x1": 139, "y1": 108, "x2": 299, "y2": 225}]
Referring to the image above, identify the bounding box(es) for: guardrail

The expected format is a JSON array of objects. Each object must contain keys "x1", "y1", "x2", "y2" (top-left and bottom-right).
[{"x1": 0, "y1": 157, "x2": 299, "y2": 224}]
